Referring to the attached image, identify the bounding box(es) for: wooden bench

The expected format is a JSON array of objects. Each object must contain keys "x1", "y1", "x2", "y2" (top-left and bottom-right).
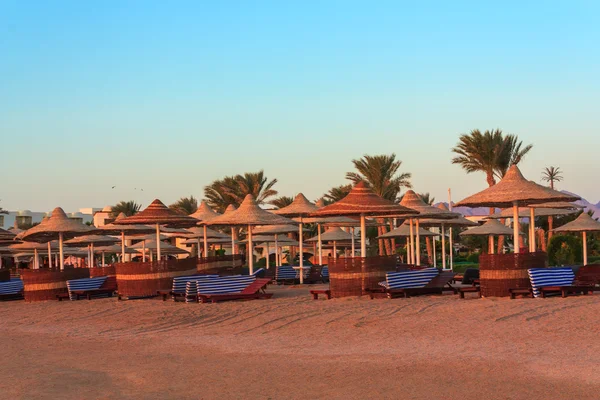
[
  {"x1": 459, "y1": 286, "x2": 481, "y2": 299},
  {"x1": 56, "y1": 292, "x2": 71, "y2": 301},
  {"x1": 509, "y1": 288, "x2": 533, "y2": 299},
  {"x1": 310, "y1": 289, "x2": 331, "y2": 300}
]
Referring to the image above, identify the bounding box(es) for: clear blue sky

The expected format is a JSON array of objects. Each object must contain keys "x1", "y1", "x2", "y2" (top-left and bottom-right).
[{"x1": 1, "y1": 1, "x2": 599, "y2": 211}]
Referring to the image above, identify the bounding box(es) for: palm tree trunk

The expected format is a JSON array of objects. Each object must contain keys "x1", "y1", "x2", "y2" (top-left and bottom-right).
[
  {"x1": 547, "y1": 216, "x2": 554, "y2": 248},
  {"x1": 497, "y1": 218, "x2": 506, "y2": 253},
  {"x1": 377, "y1": 225, "x2": 385, "y2": 256}
]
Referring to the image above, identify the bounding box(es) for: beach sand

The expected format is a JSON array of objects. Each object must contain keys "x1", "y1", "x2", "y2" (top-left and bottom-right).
[{"x1": 1, "y1": 285, "x2": 600, "y2": 399}]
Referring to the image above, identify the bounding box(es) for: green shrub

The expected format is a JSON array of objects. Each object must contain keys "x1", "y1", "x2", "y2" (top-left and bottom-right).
[
  {"x1": 548, "y1": 234, "x2": 582, "y2": 265},
  {"x1": 466, "y1": 253, "x2": 480, "y2": 264},
  {"x1": 451, "y1": 262, "x2": 479, "y2": 273}
]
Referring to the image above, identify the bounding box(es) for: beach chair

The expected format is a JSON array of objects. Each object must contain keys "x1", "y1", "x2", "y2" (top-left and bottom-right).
[
  {"x1": 157, "y1": 274, "x2": 218, "y2": 302},
  {"x1": 275, "y1": 265, "x2": 299, "y2": 284},
  {"x1": 368, "y1": 268, "x2": 448, "y2": 299},
  {"x1": 196, "y1": 275, "x2": 272, "y2": 303},
  {"x1": 252, "y1": 268, "x2": 266, "y2": 278},
  {"x1": 321, "y1": 266, "x2": 329, "y2": 283},
  {"x1": 0, "y1": 278, "x2": 24, "y2": 301},
  {"x1": 528, "y1": 267, "x2": 594, "y2": 298},
  {"x1": 66, "y1": 276, "x2": 117, "y2": 300}
]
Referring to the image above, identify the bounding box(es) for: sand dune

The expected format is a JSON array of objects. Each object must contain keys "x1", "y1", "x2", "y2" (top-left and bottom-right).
[{"x1": 2, "y1": 285, "x2": 600, "y2": 399}]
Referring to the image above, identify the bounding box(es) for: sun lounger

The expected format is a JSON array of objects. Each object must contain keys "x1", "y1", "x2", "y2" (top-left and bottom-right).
[
  {"x1": 275, "y1": 265, "x2": 299, "y2": 284},
  {"x1": 157, "y1": 274, "x2": 218, "y2": 302},
  {"x1": 66, "y1": 276, "x2": 117, "y2": 300},
  {"x1": 0, "y1": 278, "x2": 24, "y2": 301},
  {"x1": 528, "y1": 267, "x2": 594, "y2": 298},
  {"x1": 196, "y1": 275, "x2": 272, "y2": 303},
  {"x1": 321, "y1": 266, "x2": 329, "y2": 283},
  {"x1": 367, "y1": 268, "x2": 446, "y2": 299}
]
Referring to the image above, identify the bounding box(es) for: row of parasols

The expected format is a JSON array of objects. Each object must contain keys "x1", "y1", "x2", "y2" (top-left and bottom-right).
[{"x1": 2, "y1": 165, "x2": 598, "y2": 281}]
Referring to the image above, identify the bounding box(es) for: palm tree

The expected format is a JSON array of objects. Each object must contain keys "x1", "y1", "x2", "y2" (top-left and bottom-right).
[
  {"x1": 541, "y1": 166, "x2": 564, "y2": 243},
  {"x1": 204, "y1": 170, "x2": 278, "y2": 213},
  {"x1": 0, "y1": 200, "x2": 7, "y2": 215},
  {"x1": 169, "y1": 196, "x2": 198, "y2": 215},
  {"x1": 452, "y1": 129, "x2": 533, "y2": 252},
  {"x1": 451, "y1": 129, "x2": 533, "y2": 187},
  {"x1": 346, "y1": 154, "x2": 412, "y2": 201},
  {"x1": 110, "y1": 200, "x2": 141, "y2": 218},
  {"x1": 542, "y1": 166, "x2": 563, "y2": 190},
  {"x1": 347, "y1": 154, "x2": 412, "y2": 255},
  {"x1": 270, "y1": 196, "x2": 294, "y2": 209},
  {"x1": 322, "y1": 184, "x2": 352, "y2": 205},
  {"x1": 418, "y1": 193, "x2": 435, "y2": 205}
]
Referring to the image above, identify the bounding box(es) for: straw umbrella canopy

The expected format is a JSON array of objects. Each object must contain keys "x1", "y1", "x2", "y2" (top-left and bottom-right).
[
  {"x1": 19, "y1": 207, "x2": 96, "y2": 270},
  {"x1": 189, "y1": 201, "x2": 223, "y2": 257},
  {"x1": 460, "y1": 219, "x2": 518, "y2": 255},
  {"x1": 97, "y1": 212, "x2": 156, "y2": 262},
  {"x1": 273, "y1": 194, "x2": 319, "y2": 282},
  {"x1": 178, "y1": 226, "x2": 229, "y2": 257},
  {"x1": 206, "y1": 195, "x2": 296, "y2": 274},
  {"x1": 486, "y1": 207, "x2": 577, "y2": 219},
  {"x1": 533, "y1": 201, "x2": 583, "y2": 209},
  {"x1": 377, "y1": 223, "x2": 440, "y2": 238},
  {"x1": 398, "y1": 190, "x2": 459, "y2": 266},
  {"x1": 456, "y1": 165, "x2": 580, "y2": 253},
  {"x1": 94, "y1": 243, "x2": 138, "y2": 266},
  {"x1": 0, "y1": 228, "x2": 16, "y2": 240},
  {"x1": 306, "y1": 227, "x2": 357, "y2": 260},
  {"x1": 8, "y1": 241, "x2": 52, "y2": 269},
  {"x1": 64, "y1": 235, "x2": 119, "y2": 268},
  {"x1": 116, "y1": 200, "x2": 198, "y2": 261},
  {"x1": 130, "y1": 240, "x2": 190, "y2": 258},
  {"x1": 253, "y1": 224, "x2": 311, "y2": 266},
  {"x1": 552, "y1": 212, "x2": 600, "y2": 265},
  {"x1": 309, "y1": 181, "x2": 418, "y2": 258}
]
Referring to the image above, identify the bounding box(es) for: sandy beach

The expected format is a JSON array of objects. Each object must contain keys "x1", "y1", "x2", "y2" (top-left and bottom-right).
[{"x1": 2, "y1": 286, "x2": 600, "y2": 400}]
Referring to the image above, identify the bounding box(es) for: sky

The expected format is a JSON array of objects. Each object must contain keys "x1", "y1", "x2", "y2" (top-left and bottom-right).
[{"x1": 1, "y1": 1, "x2": 599, "y2": 212}]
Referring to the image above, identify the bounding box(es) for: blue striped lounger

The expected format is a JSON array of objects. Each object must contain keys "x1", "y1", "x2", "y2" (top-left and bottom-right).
[
  {"x1": 379, "y1": 267, "x2": 439, "y2": 290},
  {"x1": 66, "y1": 277, "x2": 107, "y2": 300},
  {"x1": 528, "y1": 268, "x2": 575, "y2": 298},
  {"x1": 0, "y1": 279, "x2": 24, "y2": 300}
]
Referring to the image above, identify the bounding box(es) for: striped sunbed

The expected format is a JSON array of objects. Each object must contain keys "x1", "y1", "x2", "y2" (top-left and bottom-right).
[
  {"x1": 379, "y1": 267, "x2": 439, "y2": 290},
  {"x1": 0, "y1": 278, "x2": 24, "y2": 300},
  {"x1": 66, "y1": 277, "x2": 107, "y2": 300},
  {"x1": 321, "y1": 266, "x2": 329, "y2": 281},
  {"x1": 197, "y1": 275, "x2": 257, "y2": 295},
  {"x1": 528, "y1": 268, "x2": 575, "y2": 298}
]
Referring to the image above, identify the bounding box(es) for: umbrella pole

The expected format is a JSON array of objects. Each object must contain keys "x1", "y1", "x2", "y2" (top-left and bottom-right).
[
  {"x1": 433, "y1": 233, "x2": 437, "y2": 268},
  {"x1": 449, "y1": 227, "x2": 454, "y2": 271},
  {"x1": 409, "y1": 219, "x2": 415, "y2": 264},
  {"x1": 265, "y1": 241, "x2": 269, "y2": 269},
  {"x1": 48, "y1": 242, "x2": 53, "y2": 269},
  {"x1": 34, "y1": 248, "x2": 38, "y2": 269},
  {"x1": 318, "y1": 223, "x2": 323, "y2": 264},
  {"x1": 59, "y1": 232, "x2": 64, "y2": 270},
  {"x1": 351, "y1": 227, "x2": 355, "y2": 258},
  {"x1": 156, "y1": 223, "x2": 161, "y2": 262},
  {"x1": 248, "y1": 225, "x2": 254, "y2": 275},
  {"x1": 360, "y1": 214, "x2": 366, "y2": 257},
  {"x1": 102, "y1": 251, "x2": 105, "y2": 268},
  {"x1": 513, "y1": 202, "x2": 520, "y2": 254},
  {"x1": 203, "y1": 226, "x2": 209, "y2": 258},
  {"x1": 415, "y1": 219, "x2": 421, "y2": 266},
  {"x1": 529, "y1": 207, "x2": 536, "y2": 252},
  {"x1": 333, "y1": 241, "x2": 337, "y2": 260},
  {"x1": 583, "y1": 231, "x2": 588, "y2": 265},
  {"x1": 142, "y1": 240, "x2": 146, "y2": 262},
  {"x1": 299, "y1": 219, "x2": 304, "y2": 284},
  {"x1": 274, "y1": 234, "x2": 279, "y2": 266},
  {"x1": 91, "y1": 242, "x2": 94, "y2": 268},
  {"x1": 121, "y1": 232, "x2": 126, "y2": 263},
  {"x1": 489, "y1": 235, "x2": 495, "y2": 254},
  {"x1": 441, "y1": 224, "x2": 446, "y2": 269},
  {"x1": 231, "y1": 227, "x2": 236, "y2": 256},
  {"x1": 406, "y1": 237, "x2": 410, "y2": 264},
  {"x1": 196, "y1": 238, "x2": 201, "y2": 259}
]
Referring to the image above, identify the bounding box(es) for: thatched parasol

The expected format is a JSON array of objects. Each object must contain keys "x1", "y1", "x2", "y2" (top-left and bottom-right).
[
  {"x1": 552, "y1": 212, "x2": 600, "y2": 265},
  {"x1": 95, "y1": 243, "x2": 138, "y2": 266},
  {"x1": 130, "y1": 240, "x2": 190, "y2": 259},
  {"x1": 19, "y1": 207, "x2": 95, "y2": 270},
  {"x1": 309, "y1": 182, "x2": 418, "y2": 257},
  {"x1": 249, "y1": 224, "x2": 307, "y2": 267},
  {"x1": 486, "y1": 207, "x2": 577, "y2": 219},
  {"x1": 117, "y1": 199, "x2": 198, "y2": 260},
  {"x1": 397, "y1": 190, "x2": 458, "y2": 266},
  {"x1": 64, "y1": 234, "x2": 119, "y2": 268},
  {"x1": 8, "y1": 241, "x2": 52, "y2": 269},
  {"x1": 273, "y1": 194, "x2": 319, "y2": 282},
  {"x1": 189, "y1": 201, "x2": 223, "y2": 256},
  {"x1": 460, "y1": 219, "x2": 518, "y2": 254},
  {"x1": 306, "y1": 227, "x2": 357, "y2": 260},
  {"x1": 98, "y1": 212, "x2": 156, "y2": 262},
  {"x1": 206, "y1": 195, "x2": 296, "y2": 274},
  {"x1": 456, "y1": 166, "x2": 580, "y2": 253},
  {"x1": 377, "y1": 223, "x2": 439, "y2": 239}
]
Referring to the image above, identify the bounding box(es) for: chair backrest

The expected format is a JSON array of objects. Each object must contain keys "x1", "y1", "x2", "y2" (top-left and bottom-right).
[
  {"x1": 276, "y1": 266, "x2": 298, "y2": 280},
  {"x1": 66, "y1": 276, "x2": 107, "y2": 300},
  {"x1": 252, "y1": 268, "x2": 266, "y2": 278},
  {"x1": 385, "y1": 267, "x2": 439, "y2": 289},
  {"x1": 528, "y1": 267, "x2": 575, "y2": 298},
  {"x1": 0, "y1": 278, "x2": 24, "y2": 295},
  {"x1": 321, "y1": 266, "x2": 329, "y2": 278},
  {"x1": 197, "y1": 275, "x2": 256, "y2": 295},
  {"x1": 171, "y1": 275, "x2": 214, "y2": 294},
  {"x1": 461, "y1": 268, "x2": 480, "y2": 284}
]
